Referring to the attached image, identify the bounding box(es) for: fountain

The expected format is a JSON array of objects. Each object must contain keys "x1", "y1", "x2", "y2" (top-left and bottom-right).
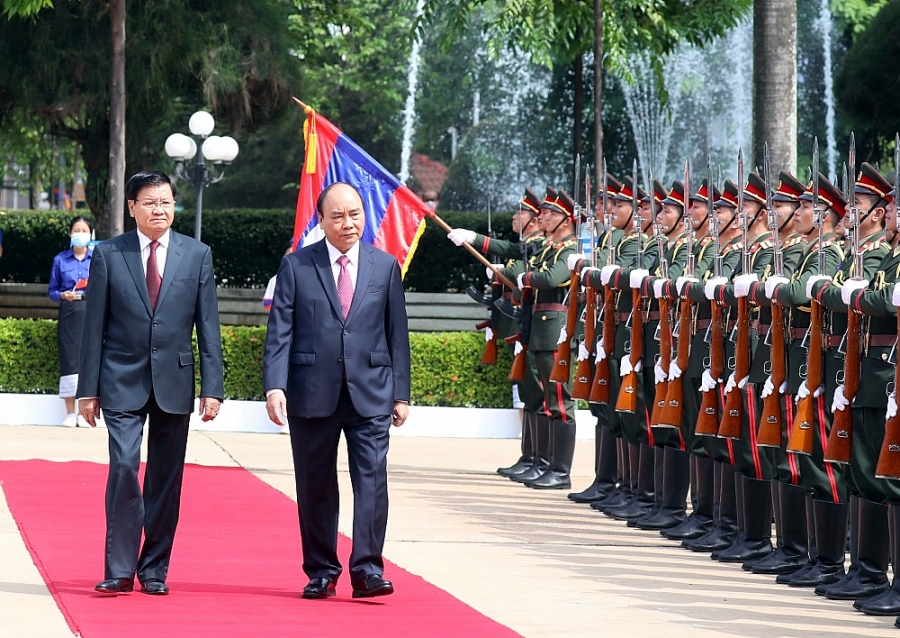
[
  {"x1": 813, "y1": 0, "x2": 838, "y2": 181},
  {"x1": 398, "y1": 0, "x2": 425, "y2": 184}
]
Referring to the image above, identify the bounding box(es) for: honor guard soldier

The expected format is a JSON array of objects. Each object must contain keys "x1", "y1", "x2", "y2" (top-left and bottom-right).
[
  {"x1": 765, "y1": 174, "x2": 849, "y2": 587},
  {"x1": 809, "y1": 162, "x2": 893, "y2": 602}
]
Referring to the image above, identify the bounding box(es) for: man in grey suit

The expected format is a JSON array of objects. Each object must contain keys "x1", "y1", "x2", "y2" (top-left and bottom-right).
[
  {"x1": 77, "y1": 170, "x2": 224, "y2": 596},
  {"x1": 264, "y1": 181, "x2": 410, "y2": 600}
]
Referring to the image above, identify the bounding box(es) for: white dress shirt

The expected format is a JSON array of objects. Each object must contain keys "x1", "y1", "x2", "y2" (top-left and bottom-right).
[
  {"x1": 137, "y1": 228, "x2": 170, "y2": 277},
  {"x1": 324, "y1": 238, "x2": 359, "y2": 291}
]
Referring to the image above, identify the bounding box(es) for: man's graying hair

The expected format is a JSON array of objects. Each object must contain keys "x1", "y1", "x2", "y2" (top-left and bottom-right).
[{"x1": 316, "y1": 181, "x2": 361, "y2": 217}]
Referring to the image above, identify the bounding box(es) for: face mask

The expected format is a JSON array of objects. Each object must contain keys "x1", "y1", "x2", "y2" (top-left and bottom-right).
[{"x1": 70, "y1": 232, "x2": 91, "y2": 248}]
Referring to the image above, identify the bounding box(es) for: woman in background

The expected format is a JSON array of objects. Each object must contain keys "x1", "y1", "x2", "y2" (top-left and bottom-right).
[{"x1": 48, "y1": 216, "x2": 94, "y2": 427}]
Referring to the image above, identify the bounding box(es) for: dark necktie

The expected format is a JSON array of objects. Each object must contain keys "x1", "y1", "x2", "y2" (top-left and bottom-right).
[
  {"x1": 147, "y1": 240, "x2": 161, "y2": 311},
  {"x1": 337, "y1": 255, "x2": 353, "y2": 320}
]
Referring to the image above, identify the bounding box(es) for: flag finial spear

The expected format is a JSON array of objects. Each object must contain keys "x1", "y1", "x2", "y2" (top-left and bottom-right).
[{"x1": 292, "y1": 97, "x2": 312, "y2": 113}]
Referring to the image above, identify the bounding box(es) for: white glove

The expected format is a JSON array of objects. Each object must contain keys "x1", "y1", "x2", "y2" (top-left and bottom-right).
[
  {"x1": 806, "y1": 274, "x2": 832, "y2": 299},
  {"x1": 796, "y1": 380, "x2": 824, "y2": 400},
  {"x1": 513, "y1": 341, "x2": 523, "y2": 357},
  {"x1": 620, "y1": 354, "x2": 633, "y2": 376},
  {"x1": 704, "y1": 277, "x2": 728, "y2": 300},
  {"x1": 448, "y1": 228, "x2": 476, "y2": 246},
  {"x1": 888, "y1": 391, "x2": 897, "y2": 420},
  {"x1": 578, "y1": 340, "x2": 591, "y2": 361},
  {"x1": 517, "y1": 272, "x2": 526, "y2": 290},
  {"x1": 841, "y1": 279, "x2": 869, "y2": 305},
  {"x1": 654, "y1": 359, "x2": 667, "y2": 384},
  {"x1": 653, "y1": 279, "x2": 665, "y2": 298},
  {"x1": 765, "y1": 275, "x2": 790, "y2": 299},
  {"x1": 485, "y1": 327, "x2": 494, "y2": 342},
  {"x1": 630, "y1": 269, "x2": 650, "y2": 289},
  {"x1": 724, "y1": 372, "x2": 749, "y2": 394},
  {"x1": 486, "y1": 266, "x2": 496, "y2": 280},
  {"x1": 761, "y1": 376, "x2": 775, "y2": 398},
  {"x1": 557, "y1": 326, "x2": 568, "y2": 345},
  {"x1": 893, "y1": 282, "x2": 900, "y2": 308},
  {"x1": 567, "y1": 253, "x2": 586, "y2": 271},
  {"x1": 594, "y1": 338, "x2": 607, "y2": 363},
  {"x1": 700, "y1": 369, "x2": 718, "y2": 392},
  {"x1": 668, "y1": 361, "x2": 683, "y2": 381},
  {"x1": 733, "y1": 274, "x2": 758, "y2": 298},
  {"x1": 600, "y1": 264, "x2": 620, "y2": 285},
  {"x1": 832, "y1": 383, "x2": 849, "y2": 412},
  {"x1": 676, "y1": 276, "x2": 699, "y2": 295}
]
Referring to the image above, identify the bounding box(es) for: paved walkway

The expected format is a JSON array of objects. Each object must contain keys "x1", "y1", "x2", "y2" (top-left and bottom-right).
[{"x1": 0, "y1": 424, "x2": 895, "y2": 637}]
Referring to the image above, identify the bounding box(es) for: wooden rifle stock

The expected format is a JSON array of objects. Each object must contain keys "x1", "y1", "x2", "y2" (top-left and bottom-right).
[
  {"x1": 508, "y1": 289, "x2": 533, "y2": 381},
  {"x1": 757, "y1": 303, "x2": 787, "y2": 446},
  {"x1": 876, "y1": 314, "x2": 900, "y2": 479},
  {"x1": 696, "y1": 302, "x2": 724, "y2": 436},
  {"x1": 572, "y1": 287, "x2": 596, "y2": 400},
  {"x1": 551, "y1": 274, "x2": 581, "y2": 383},
  {"x1": 589, "y1": 286, "x2": 616, "y2": 404},
  {"x1": 481, "y1": 335, "x2": 498, "y2": 365},
  {"x1": 718, "y1": 296, "x2": 750, "y2": 439},
  {"x1": 615, "y1": 288, "x2": 644, "y2": 413},
  {"x1": 787, "y1": 301, "x2": 823, "y2": 454},
  {"x1": 650, "y1": 297, "x2": 672, "y2": 426},
  {"x1": 658, "y1": 299, "x2": 691, "y2": 428},
  {"x1": 824, "y1": 310, "x2": 860, "y2": 464}
]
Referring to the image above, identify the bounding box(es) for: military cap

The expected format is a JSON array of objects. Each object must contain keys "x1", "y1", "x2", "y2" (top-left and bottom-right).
[
  {"x1": 597, "y1": 174, "x2": 622, "y2": 198},
  {"x1": 641, "y1": 179, "x2": 668, "y2": 208},
  {"x1": 773, "y1": 171, "x2": 805, "y2": 202},
  {"x1": 690, "y1": 179, "x2": 722, "y2": 204},
  {"x1": 799, "y1": 173, "x2": 847, "y2": 218},
  {"x1": 614, "y1": 175, "x2": 648, "y2": 202},
  {"x1": 742, "y1": 172, "x2": 767, "y2": 205},
  {"x1": 520, "y1": 188, "x2": 542, "y2": 215},
  {"x1": 661, "y1": 181, "x2": 686, "y2": 207},
  {"x1": 540, "y1": 187, "x2": 560, "y2": 211},
  {"x1": 713, "y1": 180, "x2": 740, "y2": 209},
  {"x1": 556, "y1": 190, "x2": 576, "y2": 223},
  {"x1": 855, "y1": 162, "x2": 893, "y2": 200}
]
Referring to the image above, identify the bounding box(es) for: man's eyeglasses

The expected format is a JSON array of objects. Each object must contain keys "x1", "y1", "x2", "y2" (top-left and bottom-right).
[{"x1": 135, "y1": 199, "x2": 174, "y2": 210}]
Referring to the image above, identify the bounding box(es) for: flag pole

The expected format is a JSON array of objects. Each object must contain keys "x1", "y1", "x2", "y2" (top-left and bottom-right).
[
  {"x1": 293, "y1": 96, "x2": 313, "y2": 113},
  {"x1": 427, "y1": 211, "x2": 518, "y2": 290}
]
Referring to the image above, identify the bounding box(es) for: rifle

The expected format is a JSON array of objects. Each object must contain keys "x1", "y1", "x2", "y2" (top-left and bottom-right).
[
  {"x1": 481, "y1": 199, "x2": 500, "y2": 365},
  {"x1": 659, "y1": 158, "x2": 693, "y2": 428},
  {"x1": 572, "y1": 171, "x2": 596, "y2": 399},
  {"x1": 788, "y1": 138, "x2": 824, "y2": 455},
  {"x1": 825, "y1": 134, "x2": 863, "y2": 464},
  {"x1": 552, "y1": 156, "x2": 585, "y2": 383},
  {"x1": 758, "y1": 145, "x2": 787, "y2": 446},
  {"x1": 876, "y1": 134, "x2": 900, "y2": 479},
  {"x1": 718, "y1": 148, "x2": 751, "y2": 440},
  {"x1": 508, "y1": 200, "x2": 536, "y2": 381},
  {"x1": 590, "y1": 160, "x2": 617, "y2": 404},
  {"x1": 649, "y1": 170, "x2": 672, "y2": 426},
  {"x1": 697, "y1": 155, "x2": 726, "y2": 436},
  {"x1": 616, "y1": 160, "x2": 645, "y2": 414}
]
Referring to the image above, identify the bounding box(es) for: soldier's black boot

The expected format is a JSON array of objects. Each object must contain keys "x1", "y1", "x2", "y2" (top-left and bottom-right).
[
  {"x1": 603, "y1": 441, "x2": 639, "y2": 514},
  {"x1": 666, "y1": 455, "x2": 715, "y2": 540},
  {"x1": 710, "y1": 466, "x2": 745, "y2": 557},
  {"x1": 856, "y1": 503, "x2": 900, "y2": 615},
  {"x1": 512, "y1": 414, "x2": 550, "y2": 484},
  {"x1": 824, "y1": 498, "x2": 889, "y2": 600},
  {"x1": 499, "y1": 413, "x2": 535, "y2": 477},
  {"x1": 687, "y1": 461, "x2": 739, "y2": 552},
  {"x1": 637, "y1": 447, "x2": 690, "y2": 530},
  {"x1": 790, "y1": 498, "x2": 847, "y2": 587},
  {"x1": 529, "y1": 420, "x2": 576, "y2": 490},
  {"x1": 607, "y1": 443, "x2": 655, "y2": 520},
  {"x1": 780, "y1": 494, "x2": 818, "y2": 584},
  {"x1": 629, "y1": 445, "x2": 666, "y2": 527},
  {"x1": 745, "y1": 479, "x2": 784, "y2": 571},
  {"x1": 569, "y1": 424, "x2": 617, "y2": 502},
  {"x1": 815, "y1": 495, "x2": 858, "y2": 594},
  {"x1": 593, "y1": 437, "x2": 631, "y2": 510},
  {"x1": 719, "y1": 477, "x2": 773, "y2": 563},
  {"x1": 750, "y1": 482, "x2": 807, "y2": 574}
]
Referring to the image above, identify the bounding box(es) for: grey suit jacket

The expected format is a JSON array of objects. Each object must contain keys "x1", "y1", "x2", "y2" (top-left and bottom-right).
[
  {"x1": 262, "y1": 239, "x2": 410, "y2": 418},
  {"x1": 76, "y1": 229, "x2": 224, "y2": 414}
]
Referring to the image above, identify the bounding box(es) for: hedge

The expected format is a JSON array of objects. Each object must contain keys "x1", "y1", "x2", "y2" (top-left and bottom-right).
[
  {"x1": 0, "y1": 208, "x2": 515, "y2": 292},
  {"x1": 0, "y1": 318, "x2": 513, "y2": 408}
]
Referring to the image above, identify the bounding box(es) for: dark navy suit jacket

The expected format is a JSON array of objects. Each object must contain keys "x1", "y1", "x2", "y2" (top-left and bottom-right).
[
  {"x1": 263, "y1": 239, "x2": 410, "y2": 418},
  {"x1": 76, "y1": 230, "x2": 224, "y2": 414}
]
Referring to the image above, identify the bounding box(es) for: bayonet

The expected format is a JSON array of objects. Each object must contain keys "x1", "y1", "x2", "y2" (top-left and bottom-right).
[
  {"x1": 813, "y1": 137, "x2": 825, "y2": 273},
  {"x1": 849, "y1": 134, "x2": 863, "y2": 281},
  {"x1": 684, "y1": 158, "x2": 695, "y2": 276},
  {"x1": 738, "y1": 148, "x2": 750, "y2": 276},
  {"x1": 764, "y1": 143, "x2": 782, "y2": 276},
  {"x1": 709, "y1": 154, "x2": 722, "y2": 278}
]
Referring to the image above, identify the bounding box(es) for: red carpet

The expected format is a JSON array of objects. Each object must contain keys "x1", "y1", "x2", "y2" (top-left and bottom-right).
[{"x1": 0, "y1": 460, "x2": 520, "y2": 638}]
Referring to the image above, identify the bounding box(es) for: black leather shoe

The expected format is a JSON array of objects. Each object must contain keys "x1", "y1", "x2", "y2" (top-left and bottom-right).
[
  {"x1": 352, "y1": 574, "x2": 394, "y2": 598},
  {"x1": 95, "y1": 577, "x2": 133, "y2": 594},
  {"x1": 302, "y1": 578, "x2": 337, "y2": 599},
  {"x1": 140, "y1": 579, "x2": 169, "y2": 595}
]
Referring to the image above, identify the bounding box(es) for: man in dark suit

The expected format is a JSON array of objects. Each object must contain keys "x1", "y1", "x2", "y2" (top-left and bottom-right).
[
  {"x1": 77, "y1": 170, "x2": 224, "y2": 596},
  {"x1": 263, "y1": 181, "x2": 410, "y2": 600}
]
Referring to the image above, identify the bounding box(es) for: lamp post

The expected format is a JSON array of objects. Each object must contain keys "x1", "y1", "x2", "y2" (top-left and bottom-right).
[{"x1": 164, "y1": 111, "x2": 239, "y2": 241}]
